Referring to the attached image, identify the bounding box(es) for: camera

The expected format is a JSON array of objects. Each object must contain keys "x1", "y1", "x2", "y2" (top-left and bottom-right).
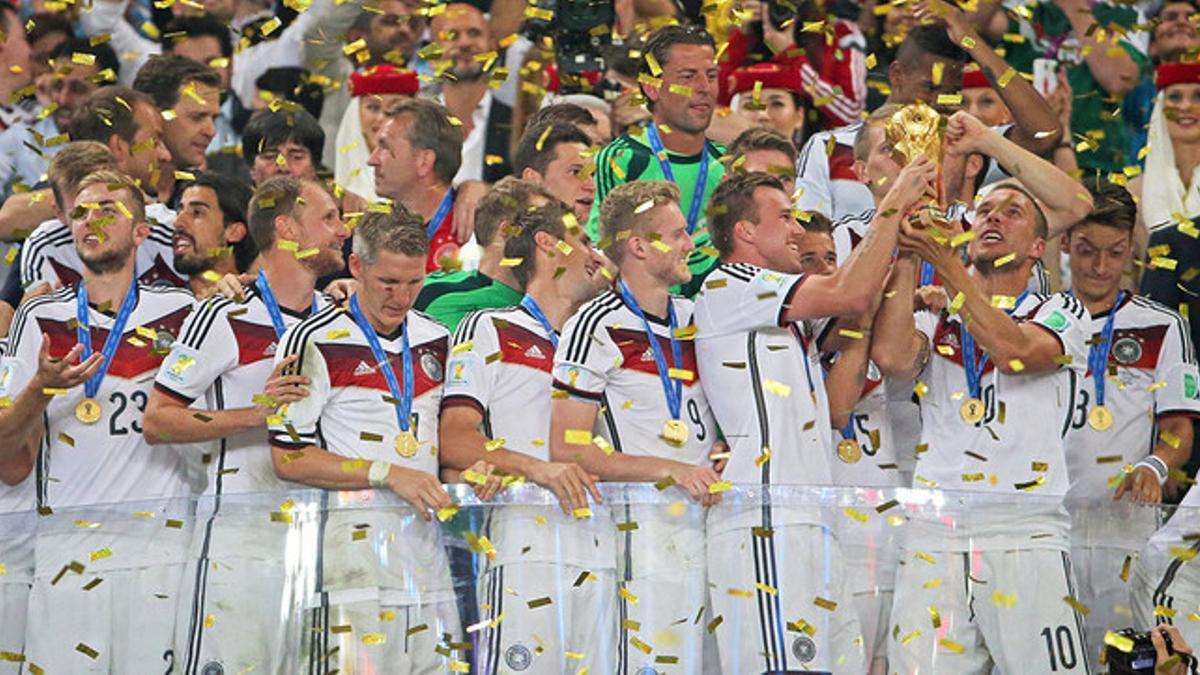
[
  {"x1": 1107, "y1": 628, "x2": 1170, "y2": 674},
  {"x1": 523, "y1": 0, "x2": 614, "y2": 90}
]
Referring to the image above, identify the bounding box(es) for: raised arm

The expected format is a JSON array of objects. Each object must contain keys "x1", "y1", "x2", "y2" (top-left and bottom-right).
[
  {"x1": 1056, "y1": 0, "x2": 1143, "y2": 98},
  {"x1": 945, "y1": 111, "x2": 1093, "y2": 238},
  {"x1": 785, "y1": 157, "x2": 937, "y2": 322},
  {"x1": 870, "y1": 254, "x2": 931, "y2": 380}
]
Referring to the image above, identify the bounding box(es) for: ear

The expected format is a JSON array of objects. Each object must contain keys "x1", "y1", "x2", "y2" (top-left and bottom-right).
[
  {"x1": 965, "y1": 153, "x2": 985, "y2": 180},
  {"x1": 533, "y1": 229, "x2": 558, "y2": 255},
  {"x1": 1030, "y1": 236, "x2": 1047, "y2": 261},
  {"x1": 107, "y1": 133, "x2": 127, "y2": 161},
  {"x1": 642, "y1": 81, "x2": 661, "y2": 109},
  {"x1": 415, "y1": 147, "x2": 438, "y2": 181},
  {"x1": 887, "y1": 61, "x2": 903, "y2": 90},
  {"x1": 273, "y1": 213, "x2": 295, "y2": 242},
  {"x1": 132, "y1": 220, "x2": 151, "y2": 247},
  {"x1": 852, "y1": 159, "x2": 867, "y2": 184},
  {"x1": 521, "y1": 167, "x2": 543, "y2": 183},
  {"x1": 732, "y1": 218, "x2": 756, "y2": 247},
  {"x1": 224, "y1": 220, "x2": 248, "y2": 244},
  {"x1": 348, "y1": 252, "x2": 364, "y2": 281}
]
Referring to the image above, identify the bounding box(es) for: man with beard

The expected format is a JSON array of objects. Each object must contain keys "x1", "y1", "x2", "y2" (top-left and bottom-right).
[
  {"x1": 19, "y1": 89, "x2": 187, "y2": 298},
  {"x1": 0, "y1": 170, "x2": 197, "y2": 673},
  {"x1": 170, "y1": 172, "x2": 257, "y2": 297},
  {"x1": 587, "y1": 25, "x2": 725, "y2": 295},
  {"x1": 143, "y1": 175, "x2": 348, "y2": 673},
  {"x1": 0, "y1": 38, "x2": 119, "y2": 197},
  {"x1": 429, "y1": 3, "x2": 514, "y2": 183}
]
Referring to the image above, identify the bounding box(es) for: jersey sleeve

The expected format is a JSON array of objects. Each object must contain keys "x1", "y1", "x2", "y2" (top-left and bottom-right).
[
  {"x1": 1153, "y1": 312, "x2": 1200, "y2": 418},
  {"x1": 587, "y1": 140, "x2": 625, "y2": 240},
  {"x1": 0, "y1": 300, "x2": 45, "y2": 403},
  {"x1": 794, "y1": 132, "x2": 833, "y2": 217},
  {"x1": 19, "y1": 222, "x2": 59, "y2": 288},
  {"x1": 703, "y1": 268, "x2": 807, "y2": 338},
  {"x1": 442, "y1": 311, "x2": 500, "y2": 414},
  {"x1": 552, "y1": 308, "x2": 620, "y2": 402},
  {"x1": 153, "y1": 298, "x2": 238, "y2": 403},
  {"x1": 268, "y1": 324, "x2": 331, "y2": 450},
  {"x1": 1026, "y1": 293, "x2": 1089, "y2": 374}
]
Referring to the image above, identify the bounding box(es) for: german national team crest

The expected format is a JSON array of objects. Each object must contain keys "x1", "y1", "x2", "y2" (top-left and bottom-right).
[
  {"x1": 635, "y1": 667, "x2": 660, "y2": 675},
  {"x1": 504, "y1": 643, "x2": 532, "y2": 670},
  {"x1": 1113, "y1": 336, "x2": 1142, "y2": 365},
  {"x1": 420, "y1": 352, "x2": 443, "y2": 382},
  {"x1": 200, "y1": 661, "x2": 224, "y2": 675},
  {"x1": 153, "y1": 329, "x2": 175, "y2": 354},
  {"x1": 792, "y1": 635, "x2": 817, "y2": 662}
]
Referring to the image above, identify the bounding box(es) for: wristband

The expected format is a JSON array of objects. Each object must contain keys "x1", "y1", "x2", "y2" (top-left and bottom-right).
[
  {"x1": 1134, "y1": 455, "x2": 1169, "y2": 485},
  {"x1": 368, "y1": 460, "x2": 391, "y2": 488}
]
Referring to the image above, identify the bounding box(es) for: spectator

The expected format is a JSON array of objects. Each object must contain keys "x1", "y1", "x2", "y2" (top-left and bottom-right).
[
  {"x1": 335, "y1": 65, "x2": 419, "y2": 201},
  {"x1": 0, "y1": 3, "x2": 33, "y2": 132},
  {"x1": 368, "y1": 98, "x2": 469, "y2": 272},
  {"x1": 69, "y1": 86, "x2": 175, "y2": 201},
  {"x1": 725, "y1": 127, "x2": 798, "y2": 195},
  {"x1": 1130, "y1": 62, "x2": 1200, "y2": 234},
  {"x1": 242, "y1": 108, "x2": 325, "y2": 186},
  {"x1": 251, "y1": 66, "x2": 324, "y2": 121},
  {"x1": 514, "y1": 122, "x2": 596, "y2": 222},
  {"x1": 26, "y1": 12, "x2": 71, "y2": 109},
  {"x1": 727, "y1": 63, "x2": 810, "y2": 150},
  {"x1": 430, "y1": 3, "x2": 514, "y2": 183},
  {"x1": 1126, "y1": 0, "x2": 1199, "y2": 166},
  {"x1": 162, "y1": 14, "x2": 241, "y2": 157},
  {"x1": 527, "y1": 98, "x2": 612, "y2": 146},
  {"x1": 133, "y1": 54, "x2": 222, "y2": 198},
  {"x1": 960, "y1": 64, "x2": 1011, "y2": 127}
]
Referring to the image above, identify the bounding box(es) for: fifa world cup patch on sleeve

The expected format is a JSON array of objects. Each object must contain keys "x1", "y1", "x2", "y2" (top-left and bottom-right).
[
  {"x1": 1043, "y1": 310, "x2": 1070, "y2": 333},
  {"x1": 1186, "y1": 373, "x2": 1198, "y2": 400},
  {"x1": 160, "y1": 345, "x2": 198, "y2": 387},
  {"x1": 0, "y1": 363, "x2": 13, "y2": 397}
]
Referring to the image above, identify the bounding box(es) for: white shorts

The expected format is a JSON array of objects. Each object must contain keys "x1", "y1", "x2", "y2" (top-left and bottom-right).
[
  {"x1": 303, "y1": 594, "x2": 462, "y2": 675},
  {"x1": 0, "y1": 580, "x2": 30, "y2": 673},
  {"x1": 617, "y1": 504, "x2": 712, "y2": 675},
  {"x1": 1131, "y1": 538, "x2": 1200, "y2": 649},
  {"x1": 475, "y1": 561, "x2": 616, "y2": 674},
  {"x1": 888, "y1": 547, "x2": 1090, "y2": 675},
  {"x1": 707, "y1": 522, "x2": 866, "y2": 674}
]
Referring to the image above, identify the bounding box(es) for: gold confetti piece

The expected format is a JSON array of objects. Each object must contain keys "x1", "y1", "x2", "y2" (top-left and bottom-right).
[
  {"x1": 937, "y1": 94, "x2": 962, "y2": 106},
  {"x1": 992, "y1": 591, "x2": 1017, "y2": 607},
  {"x1": 939, "y1": 638, "x2": 965, "y2": 654},
  {"x1": 992, "y1": 253, "x2": 1016, "y2": 268},
  {"x1": 436, "y1": 506, "x2": 459, "y2": 522},
  {"x1": 1009, "y1": 359, "x2": 1025, "y2": 372},
  {"x1": 499, "y1": 257, "x2": 524, "y2": 267},
  {"x1": 645, "y1": 51, "x2": 662, "y2": 76},
  {"x1": 844, "y1": 507, "x2": 868, "y2": 523},
  {"x1": 814, "y1": 596, "x2": 837, "y2": 611},
  {"x1": 998, "y1": 67, "x2": 1017, "y2": 88},
  {"x1": 650, "y1": 240, "x2": 672, "y2": 253},
  {"x1": 668, "y1": 368, "x2": 694, "y2": 381},
  {"x1": 447, "y1": 116, "x2": 463, "y2": 127},
  {"x1": 449, "y1": 661, "x2": 469, "y2": 673},
  {"x1": 528, "y1": 596, "x2": 553, "y2": 608},
  {"x1": 763, "y1": 379, "x2": 791, "y2": 397},
  {"x1": 630, "y1": 636, "x2": 653, "y2": 654},
  {"x1": 1151, "y1": 257, "x2": 1178, "y2": 271},
  {"x1": 900, "y1": 630, "x2": 921, "y2": 645},
  {"x1": 754, "y1": 582, "x2": 778, "y2": 595},
  {"x1": 668, "y1": 84, "x2": 693, "y2": 96},
  {"x1": 564, "y1": 429, "x2": 592, "y2": 445},
  {"x1": 555, "y1": 240, "x2": 574, "y2": 256},
  {"x1": 914, "y1": 382, "x2": 928, "y2": 398},
  {"x1": 838, "y1": 329, "x2": 864, "y2": 339},
  {"x1": 1104, "y1": 630, "x2": 1134, "y2": 653},
  {"x1": 1063, "y1": 595, "x2": 1091, "y2": 616},
  {"x1": 76, "y1": 643, "x2": 99, "y2": 659},
  {"x1": 727, "y1": 587, "x2": 753, "y2": 598},
  {"x1": 42, "y1": 387, "x2": 67, "y2": 396},
  {"x1": 707, "y1": 616, "x2": 724, "y2": 633},
  {"x1": 406, "y1": 623, "x2": 428, "y2": 636},
  {"x1": 573, "y1": 507, "x2": 592, "y2": 519},
  {"x1": 90, "y1": 548, "x2": 112, "y2": 562},
  {"x1": 931, "y1": 62, "x2": 944, "y2": 86},
  {"x1": 619, "y1": 587, "x2": 639, "y2": 604},
  {"x1": 755, "y1": 449, "x2": 771, "y2": 467},
  {"x1": 787, "y1": 619, "x2": 816, "y2": 635},
  {"x1": 708, "y1": 481, "x2": 732, "y2": 493},
  {"x1": 929, "y1": 605, "x2": 942, "y2": 628}
]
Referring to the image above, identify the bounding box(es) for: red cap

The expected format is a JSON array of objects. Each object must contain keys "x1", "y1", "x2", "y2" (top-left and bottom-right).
[
  {"x1": 1157, "y1": 62, "x2": 1200, "y2": 90},
  {"x1": 349, "y1": 65, "x2": 420, "y2": 97},
  {"x1": 962, "y1": 65, "x2": 991, "y2": 90},
  {"x1": 727, "y1": 63, "x2": 805, "y2": 98},
  {"x1": 544, "y1": 64, "x2": 602, "y2": 93}
]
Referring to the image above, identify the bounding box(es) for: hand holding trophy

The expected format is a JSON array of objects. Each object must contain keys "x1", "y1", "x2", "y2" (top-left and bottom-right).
[{"x1": 884, "y1": 101, "x2": 949, "y2": 230}]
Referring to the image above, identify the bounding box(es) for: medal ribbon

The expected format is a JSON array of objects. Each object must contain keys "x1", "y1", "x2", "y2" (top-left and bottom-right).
[
  {"x1": 919, "y1": 261, "x2": 935, "y2": 286},
  {"x1": 426, "y1": 188, "x2": 456, "y2": 240},
  {"x1": 77, "y1": 279, "x2": 139, "y2": 400},
  {"x1": 645, "y1": 122, "x2": 709, "y2": 234},
  {"x1": 960, "y1": 290, "x2": 1029, "y2": 398},
  {"x1": 256, "y1": 270, "x2": 318, "y2": 339},
  {"x1": 617, "y1": 280, "x2": 683, "y2": 421},
  {"x1": 519, "y1": 294, "x2": 559, "y2": 349},
  {"x1": 348, "y1": 294, "x2": 413, "y2": 432},
  {"x1": 1087, "y1": 290, "x2": 1125, "y2": 407}
]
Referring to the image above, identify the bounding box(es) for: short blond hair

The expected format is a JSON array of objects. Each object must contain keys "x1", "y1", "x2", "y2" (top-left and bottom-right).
[
  {"x1": 74, "y1": 170, "x2": 147, "y2": 223},
  {"x1": 598, "y1": 181, "x2": 681, "y2": 265},
  {"x1": 48, "y1": 142, "x2": 118, "y2": 211}
]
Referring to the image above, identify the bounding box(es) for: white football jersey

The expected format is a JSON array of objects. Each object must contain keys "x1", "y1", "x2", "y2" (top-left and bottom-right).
[
  {"x1": 693, "y1": 263, "x2": 833, "y2": 529},
  {"x1": 446, "y1": 305, "x2": 615, "y2": 569},
  {"x1": 827, "y1": 360, "x2": 903, "y2": 487},
  {"x1": 552, "y1": 289, "x2": 716, "y2": 467},
  {"x1": 155, "y1": 288, "x2": 329, "y2": 496},
  {"x1": 1065, "y1": 294, "x2": 1200, "y2": 500},
  {"x1": 0, "y1": 284, "x2": 197, "y2": 508},
  {"x1": 911, "y1": 292, "x2": 1090, "y2": 548},
  {"x1": 20, "y1": 203, "x2": 185, "y2": 290},
  {"x1": 795, "y1": 122, "x2": 874, "y2": 224},
  {"x1": 269, "y1": 306, "x2": 449, "y2": 479}
]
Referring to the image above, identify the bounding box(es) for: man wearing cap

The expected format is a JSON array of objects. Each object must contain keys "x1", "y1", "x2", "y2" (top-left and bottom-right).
[
  {"x1": 336, "y1": 65, "x2": 420, "y2": 201},
  {"x1": 728, "y1": 63, "x2": 809, "y2": 151}
]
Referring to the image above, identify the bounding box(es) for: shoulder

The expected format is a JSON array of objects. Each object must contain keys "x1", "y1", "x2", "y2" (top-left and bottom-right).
[
  {"x1": 719, "y1": 261, "x2": 763, "y2": 283},
  {"x1": 409, "y1": 308, "x2": 451, "y2": 341},
  {"x1": 139, "y1": 283, "x2": 196, "y2": 307},
  {"x1": 1127, "y1": 294, "x2": 1189, "y2": 327},
  {"x1": 26, "y1": 218, "x2": 69, "y2": 243},
  {"x1": 8, "y1": 286, "x2": 74, "y2": 344},
  {"x1": 455, "y1": 306, "x2": 515, "y2": 342},
  {"x1": 564, "y1": 289, "x2": 624, "y2": 333},
  {"x1": 599, "y1": 133, "x2": 649, "y2": 160},
  {"x1": 280, "y1": 304, "x2": 345, "y2": 352}
]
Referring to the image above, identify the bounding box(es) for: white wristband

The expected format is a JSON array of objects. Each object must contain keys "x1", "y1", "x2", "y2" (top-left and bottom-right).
[
  {"x1": 1135, "y1": 456, "x2": 1169, "y2": 486},
  {"x1": 368, "y1": 461, "x2": 391, "y2": 488}
]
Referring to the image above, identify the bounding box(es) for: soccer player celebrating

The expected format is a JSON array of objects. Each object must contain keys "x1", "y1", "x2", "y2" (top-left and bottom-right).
[
  {"x1": 142, "y1": 175, "x2": 349, "y2": 673},
  {"x1": 550, "y1": 180, "x2": 721, "y2": 674},
  {"x1": 441, "y1": 199, "x2": 611, "y2": 674},
  {"x1": 1061, "y1": 185, "x2": 1200, "y2": 658},
  {"x1": 872, "y1": 174, "x2": 1093, "y2": 672},
  {"x1": 0, "y1": 170, "x2": 197, "y2": 672},
  {"x1": 267, "y1": 208, "x2": 485, "y2": 672},
  {"x1": 694, "y1": 165, "x2": 931, "y2": 673}
]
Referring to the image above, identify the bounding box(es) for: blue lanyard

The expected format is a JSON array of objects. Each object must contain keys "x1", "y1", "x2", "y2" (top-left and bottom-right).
[
  {"x1": 347, "y1": 294, "x2": 413, "y2": 432},
  {"x1": 76, "y1": 279, "x2": 139, "y2": 399},
  {"x1": 519, "y1": 294, "x2": 558, "y2": 350},
  {"x1": 788, "y1": 322, "x2": 818, "y2": 395},
  {"x1": 617, "y1": 281, "x2": 683, "y2": 420},
  {"x1": 919, "y1": 261, "x2": 935, "y2": 286},
  {"x1": 426, "y1": 188, "x2": 455, "y2": 239},
  {"x1": 960, "y1": 290, "x2": 1029, "y2": 398},
  {"x1": 1087, "y1": 290, "x2": 1125, "y2": 407},
  {"x1": 255, "y1": 270, "x2": 318, "y2": 339},
  {"x1": 645, "y1": 122, "x2": 709, "y2": 235}
]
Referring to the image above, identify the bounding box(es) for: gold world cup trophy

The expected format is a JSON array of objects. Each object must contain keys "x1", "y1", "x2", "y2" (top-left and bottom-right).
[{"x1": 884, "y1": 100, "x2": 948, "y2": 227}]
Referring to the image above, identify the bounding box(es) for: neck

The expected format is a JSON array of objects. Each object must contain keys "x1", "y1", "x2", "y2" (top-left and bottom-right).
[
  {"x1": 405, "y1": 181, "x2": 451, "y2": 223},
  {"x1": 525, "y1": 274, "x2": 577, "y2": 330},
  {"x1": 357, "y1": 296, "x2": 403, "y2": 335},
  {"x1": 477, "y1": 241, "x2": 520, "y2": 290},
  {"x1": 976, "y1": 264, "x2": 1032, "y2": 301},
  {"x1": 723, "y1": 247, "x2": 771, "y2": 271},
  {"x1": 620, "y1": 265, "x2": 670, "y2": 318},
  {"x1": 1175, "y1": 140, "x2": 1200, "y2": 190},
  {"x1": 187, "y1": 257, "x2": 238, "y2": 297},
  {"x1": 442, "y1": 79, "x2": 487, "y2": 118},
  {"x1": 1076, "y1": 285, "x2": 1122, "y2": 317},
  {"x1": 653, "y1": 114, "x2": 706, "y2": 155},
  {"x1": 83, "y1": 259, "x2": 137, "y2": 309},
  {"x1": 259, "y1": 250, "x2": 318, "y2": 312}
]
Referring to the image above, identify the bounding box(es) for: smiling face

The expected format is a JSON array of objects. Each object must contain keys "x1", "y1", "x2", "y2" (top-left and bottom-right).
[
  {"x1": 962, "y1": 86, "x2": 1011, "y2": 127},
  {"x1": 795, "y1": 230, "x2": 837, "y2": 277},
  {"x1": 648, "y1": 43, "x2": 718, "y2": 135},
  {"x1": 744, "y1": 185, "x2": 807, "y2": 274},
  {"x1": 165, "y1": 80, "x2": 220, "y2": 169},
  {"x1": 1164, "y1": 82, "x2": 1200, "y2": 145},
  {"x1": 967, "y1": 187, "x2": 1046, "y2": 273},
  {"x1": 71, "y1": 183, "x2": 148, "y2": 274},
  {"x1": 552, "y1": 226, "x2": 608, "y2": 301},
  {"x1": 292, "y1": 183, "x2": 351, "y2": 277},
  {"x1": 359, "y1": 93, "x2": 408, "y2": 152},
  {"x1": 47, "y1": 59, "x2": 99, "y2": 130},
  {"x1": 631, "y1": 201, "x2": 695, "y2": 286},
  {"x1": 173, "y1": 185, "x2": 230, "y2": 275},
  {"x1": 1154, "y1": 2, "x2": 1200, "y2": 62},
  {"x1": 890, "y1": 53, "x2": 964, "y2": 113},
  {"x1": 368, "y1": 0, "x2": 427, "y2": 62},
  {"x1": 736, "y1": 88, "x2": 806, "y2": 141},
  {"x1": 1065, "y1": 221, "x2": 1133, "y2": 305}
]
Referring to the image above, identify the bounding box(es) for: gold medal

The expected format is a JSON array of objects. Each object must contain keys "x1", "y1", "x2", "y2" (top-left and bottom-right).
[
  {"x1": 1088, "y1": 405, "x2": 1113, "y2": 431},
  {"x1": 837, "y1": 438, "x2": 862, "y2": 464},
  {"x1": 75, "y1": 398, "x2": 101, "y2": 424},
  {"x1": 960, "y1": 397, "x2": 985, "y2": 424},
  {"x1": 661, "y1": 419, "x2": 689, "y2": 446},
  {"x1": 394, "y1": 430, "x2": 418, "y2": 458}
]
